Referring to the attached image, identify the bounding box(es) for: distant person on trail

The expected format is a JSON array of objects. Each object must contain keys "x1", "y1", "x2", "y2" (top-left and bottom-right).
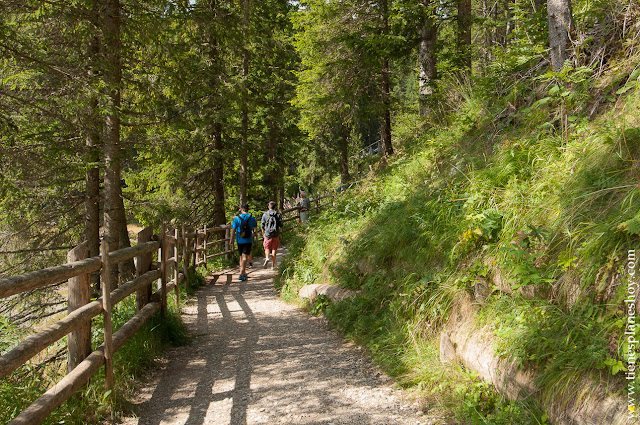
[
  {"x1": 261, "y1": 201, "x2": 284, "y2": 269},
  {"x1": 231, "y1": 203, "x2": 257, "y2": 281},
  {"x1": 299, "y1": 191, "x2": 311, "y2": 222}
]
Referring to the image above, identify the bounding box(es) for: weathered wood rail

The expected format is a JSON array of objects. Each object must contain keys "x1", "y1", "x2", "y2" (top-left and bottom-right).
[{"x1": 0, "y1": 193, "x2": 335, "y2": 425}]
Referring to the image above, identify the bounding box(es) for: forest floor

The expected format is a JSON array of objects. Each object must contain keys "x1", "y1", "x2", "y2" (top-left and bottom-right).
[{"x1": 117, "y1": 247, "x2": 449, "y2": 425}]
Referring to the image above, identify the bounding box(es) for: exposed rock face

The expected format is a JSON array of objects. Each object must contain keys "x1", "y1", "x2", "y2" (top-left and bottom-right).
[
  {"x1": 441, "y1": 295, "x2": 628, "y2": 425},
  {"x1": 473, "y1": 276, "x2": 491, "y2": 304}
]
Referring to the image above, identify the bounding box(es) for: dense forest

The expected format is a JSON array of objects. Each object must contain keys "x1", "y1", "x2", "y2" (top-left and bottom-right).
[
  {"x1": 0, "y1": 0, "x2": 628, "y2": 279},
  {"x1": 1, "y1": 0, "x2": 640, "y2": 422}
]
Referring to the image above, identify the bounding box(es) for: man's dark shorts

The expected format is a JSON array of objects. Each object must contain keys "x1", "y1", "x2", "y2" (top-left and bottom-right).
[{"x1": 237, "y1": 242, "x2": 252, "y2": 256}]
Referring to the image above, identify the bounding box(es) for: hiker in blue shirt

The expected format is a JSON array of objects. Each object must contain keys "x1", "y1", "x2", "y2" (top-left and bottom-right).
[{"x1": 231, "y1": 203, "x2": 257, "y2": 281}]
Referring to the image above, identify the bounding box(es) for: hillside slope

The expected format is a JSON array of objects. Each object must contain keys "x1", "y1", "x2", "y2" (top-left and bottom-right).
[{"x1": 278, "y1": 52, "x2": 640, "y2": 423}]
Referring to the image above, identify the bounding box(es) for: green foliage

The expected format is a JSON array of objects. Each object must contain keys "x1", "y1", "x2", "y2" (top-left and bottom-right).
[
  {"x1": 0, "y1": 316, "x2": 24, "y2": 355},
  {"x1": 310, "y1": 294, "x2": 331, "y2": 315},
  {"x1": 501, "y1": 225, "x2": 554, "y2": 290},
  {"x1": 452, "y1": 206, "x2": 504, "y2": 259},
  {"x1": 455, "y1": 379, "x2": 545, "y2": 425},
  {"x1": 278, "y1": 252, "x2": 321, "y2": 303},
  {"x1": 486, "y1": 292, "x2": 635, "y2": 411},
  {"x1": 0, "y1": 365, "x2": 70, "y2": 425},
  {"x1": 326, "y1": 296, "x2": 409, "y2": 376},
  {"x1": 491, "y1": 296, "x2": 610, "y2": 373},
  {"x1": 191, "y1": 267, "x2": 209, "y2": 289}
]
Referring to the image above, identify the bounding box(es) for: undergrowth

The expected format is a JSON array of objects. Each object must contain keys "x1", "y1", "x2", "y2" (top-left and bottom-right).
[{"x1": 278, "y1": 52, "x2": 640, "y2": 422}]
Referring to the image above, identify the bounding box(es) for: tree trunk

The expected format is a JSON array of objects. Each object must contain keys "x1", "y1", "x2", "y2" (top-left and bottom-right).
[
  {"x1": 480, "y1": 0, "x2": 492, "y2": 71},
  {"x1": 239, "y1": 0, "x2": 250, "y2": 206},
  {"x1": 339, "y1": 123, "x2": 351, "y2": 184},
  {"x1": 278, "y1": 185, "x2": 285, "y2": 211},
  {"x1": 547, "y1": 0, "x2": 574, "y2": 71},
  {"x1": 102, "y1": 0, "x2": 122, "y2": 287},
  {"x1": 505, "y1": 0, "x2": 514, "y2": 42},
  {"x1": 85, "y1": 25, "x2": 101, "y2": 293},
  {"x1": 117, "y1": 191, "x2": 135, "y2": 283},
  {"x1": 240, "y1": 71, "x2": 248, "y2": 205},
  {"x1": 84, "y1": 135, "x2": 100, "y2": 288},
  {"x1": 457, "y1": 0, "x2": 472, "y2": 69},
  {"x1": 267, "y1": 121, "x2": 279, "y2": 203},
  {"x1": 379, "y1": 0, "x2": 393, "y2": 157},
  {"x1": 206, "y1": 0, "x2": 226, "y2": 227},
  {"x1": 418, "y1": 3, "x2": 437, "y2": 119},
  {"x1": 211, "y1": 125, "x2": 226, "y2": 226}
]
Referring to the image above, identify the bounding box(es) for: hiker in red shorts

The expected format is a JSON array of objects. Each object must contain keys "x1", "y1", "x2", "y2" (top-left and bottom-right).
[{"x1": 261, "y1": 201, "x2": 283, "y2": 270}]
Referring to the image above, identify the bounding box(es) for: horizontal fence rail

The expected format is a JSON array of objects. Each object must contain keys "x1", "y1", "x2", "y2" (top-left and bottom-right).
[{"x1": 0, "y1": 192, "x2": 335, "y2": 425}]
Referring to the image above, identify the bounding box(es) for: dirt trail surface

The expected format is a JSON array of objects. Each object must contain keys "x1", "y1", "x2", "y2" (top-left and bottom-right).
[{"x1": 120, "y1": 250, "x2": 443, "y2": 425}]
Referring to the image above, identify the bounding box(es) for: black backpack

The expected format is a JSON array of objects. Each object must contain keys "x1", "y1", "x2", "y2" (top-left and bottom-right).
[
  {"x1": 238, "y1": 214, "x2": 252, "y2": 238},
  {"x1": 264, "y1": 211, "x2": 280, "y2": 238}
]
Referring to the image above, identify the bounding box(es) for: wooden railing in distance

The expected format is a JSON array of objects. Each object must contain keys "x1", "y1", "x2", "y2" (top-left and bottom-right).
[
  {"x1": 0, "y1": 192, "x2": 336, "y2": 425},
  {"x1": 280, "y1": 192, "x2": 334, "y2": 232}
]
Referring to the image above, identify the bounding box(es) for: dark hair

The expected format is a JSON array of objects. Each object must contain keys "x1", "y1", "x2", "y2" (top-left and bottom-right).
[
  {"x1": 268, "y1": 201, "x2": 276, "y2": 209},
  {"x1": 240, "y1": 203, "x2": 249, "y2": 212}
]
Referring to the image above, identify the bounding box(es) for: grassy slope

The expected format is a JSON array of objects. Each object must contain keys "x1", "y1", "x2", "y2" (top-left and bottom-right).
[{"x1": 277, "y1": 56, "x2": 640, "y2": 423}]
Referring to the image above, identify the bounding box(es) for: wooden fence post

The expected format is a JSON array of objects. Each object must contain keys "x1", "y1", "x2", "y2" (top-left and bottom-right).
[
  {"x1": 160, "y1": 224, "x2": 167, "y2": 317},
  {"x1": 174, "y1": 227, "x2": 179, "y2": 307},
  {"x1": 194, "y1": 230, "x2": 200, "y2": 266},
  {"x1": 67, "y1": 242, "x2": 91, "y2": 373},
  {"x1": 136, "y1": 227, "x2": 153, "y2": 312},
  {"x1": 191, "y1": 228, "x2": 197, "y2": 270},
  {"x1": 203, "y1": 224, "x2": 207, "y2": 266},
  {"x1": 229, "y1": 224, "x2": 235, "y2": 258},
  {"x1": 182, "y1": 225, "x2": 188, "y2": 290},
  {"x1": 225, "y1": 226, "x2": 230, "y2": 260},
  {"x1": 100, "y1": 239, "x2": 114, "y2": 391}
]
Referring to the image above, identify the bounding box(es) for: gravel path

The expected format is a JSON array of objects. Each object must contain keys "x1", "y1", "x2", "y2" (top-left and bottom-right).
[{"x1": 120, "y1": 250, "x2": 446, "y2": 425}]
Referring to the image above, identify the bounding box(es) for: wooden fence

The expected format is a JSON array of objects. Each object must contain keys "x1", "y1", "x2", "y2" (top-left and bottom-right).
[{"x1": 0, "y1": 194, "x2": 334, "y2": 425}]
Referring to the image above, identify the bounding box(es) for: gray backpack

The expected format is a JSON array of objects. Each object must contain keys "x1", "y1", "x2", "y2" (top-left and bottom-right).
[{"x1": 263, "y1": 210, "x2": 281, "y2": 238}]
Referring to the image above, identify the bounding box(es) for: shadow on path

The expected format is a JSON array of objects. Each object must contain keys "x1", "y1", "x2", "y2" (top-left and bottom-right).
[{"x1": 125, "y1": 252, "x2": 429, "y2": 425}]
